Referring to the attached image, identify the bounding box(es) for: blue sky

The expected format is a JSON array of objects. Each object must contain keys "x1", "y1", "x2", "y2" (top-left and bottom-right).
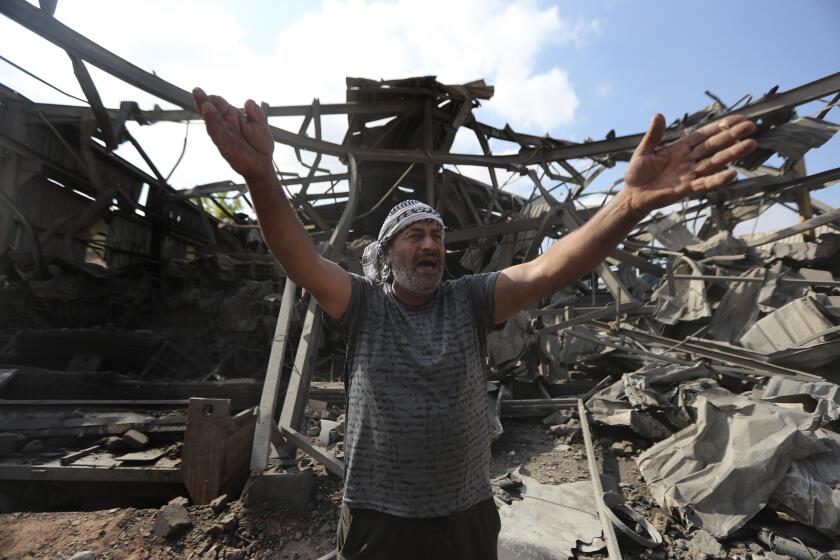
[{"x1": 1, "y1": 0, "x2": 837, "y2": 227}]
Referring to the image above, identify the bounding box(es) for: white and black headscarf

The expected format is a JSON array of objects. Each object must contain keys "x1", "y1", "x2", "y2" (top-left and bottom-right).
[{"x1": 361, "y1": 199, "x2": 444, "y2": 281}]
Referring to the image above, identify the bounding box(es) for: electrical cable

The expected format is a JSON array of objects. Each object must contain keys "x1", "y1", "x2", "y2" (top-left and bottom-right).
[
  {"x1": 0, "y1": 53, "x2": 88, "y2": 104},
  {"x1": 165, "y1": 120, "x2": 190, "y2": 181}
]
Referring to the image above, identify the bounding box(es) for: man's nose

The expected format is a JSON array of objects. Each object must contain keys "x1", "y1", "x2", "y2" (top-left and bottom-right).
[{"x1": 419, "y1": 234, "x2": 438, "y2": 250}]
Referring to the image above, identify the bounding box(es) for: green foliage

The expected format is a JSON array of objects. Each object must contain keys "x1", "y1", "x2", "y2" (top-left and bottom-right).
[{"x1": 200, "y1": 196, "x2": 245, "y2": 221}]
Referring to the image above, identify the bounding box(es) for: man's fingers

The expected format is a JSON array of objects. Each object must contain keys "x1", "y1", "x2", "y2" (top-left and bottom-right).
[
  {"x1": 690, "y1": 120, "x2": 756, "y2": 161},
  {"x1": 689, "y1": 168, "x2": 737, "y2": 193},
  {"x1": 682, "y1": 115, "x2": 753, "y2": 149},
  {"x1": 244, "y1": 99, "x2": 267, "y2": 125},
  {"x1": 694, "y1": 138, "x2": 757, "y2": 176},
  {"x1": 192, "y1": 87, "x2": 208, "y2": 113},
  {"x1": 637, "y1": 113, "x2": 666, "y2": 155}
]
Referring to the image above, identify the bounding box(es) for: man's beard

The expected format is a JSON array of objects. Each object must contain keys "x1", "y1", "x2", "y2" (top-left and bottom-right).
[{"x1": 390, "y1": 251, "x2": 443, "y2": 295}]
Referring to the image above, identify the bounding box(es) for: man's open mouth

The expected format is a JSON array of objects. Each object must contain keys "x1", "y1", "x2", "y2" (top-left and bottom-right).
[{"x1": 415, "y1": 257, "x2": 439, "y2": 272}]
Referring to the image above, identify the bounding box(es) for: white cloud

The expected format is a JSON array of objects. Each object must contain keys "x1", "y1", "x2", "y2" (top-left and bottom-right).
[{"x1": 0, "y1": 0, "x2": 600, "y2": 190}]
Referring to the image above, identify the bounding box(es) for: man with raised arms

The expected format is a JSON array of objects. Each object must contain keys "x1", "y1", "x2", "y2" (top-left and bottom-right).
[{"x1": 193, "y1": 86, "x2": 756, "y2": 560}]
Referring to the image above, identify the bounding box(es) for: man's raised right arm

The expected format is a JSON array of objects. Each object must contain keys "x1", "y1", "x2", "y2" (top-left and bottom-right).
[{"x1": 193, "y1": 88, "x2": 351, "y2": 321}]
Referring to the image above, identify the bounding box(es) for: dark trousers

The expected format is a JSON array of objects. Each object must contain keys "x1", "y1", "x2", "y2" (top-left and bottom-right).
[{"x1": 336, "y1": 498, "x2": 501, "y2": 560}]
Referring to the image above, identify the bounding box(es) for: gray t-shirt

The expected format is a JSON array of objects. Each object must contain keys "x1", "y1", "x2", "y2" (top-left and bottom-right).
[{"x1": 337, "y1": 271, "x2": 500, "y2": 518}]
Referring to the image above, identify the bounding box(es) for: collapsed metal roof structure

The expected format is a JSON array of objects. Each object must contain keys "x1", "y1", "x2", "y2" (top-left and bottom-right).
[{"x1": 2, "y1": 1, "x2": 840, "y2": 553}]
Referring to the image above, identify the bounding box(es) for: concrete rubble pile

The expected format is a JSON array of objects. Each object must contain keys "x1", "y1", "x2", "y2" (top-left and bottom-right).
[{"x1": 1, "y1": 2, "x2": 840, "y2": 558}]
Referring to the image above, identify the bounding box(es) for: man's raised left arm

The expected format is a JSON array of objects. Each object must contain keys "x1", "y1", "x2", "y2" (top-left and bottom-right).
[{"x1": 493, "y1": 113, "x2": 757, "y2": 324}]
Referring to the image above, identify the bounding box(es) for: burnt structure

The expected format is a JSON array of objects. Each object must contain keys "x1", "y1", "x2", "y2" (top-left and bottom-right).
[{"x1": 1, "y1": 4, "x2": 840, "y2": 550}]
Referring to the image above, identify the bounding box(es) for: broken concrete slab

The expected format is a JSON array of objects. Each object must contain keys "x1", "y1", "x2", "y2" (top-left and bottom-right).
[{"x1": 497, "y1": 469, "x2": 604, "y2": 560}]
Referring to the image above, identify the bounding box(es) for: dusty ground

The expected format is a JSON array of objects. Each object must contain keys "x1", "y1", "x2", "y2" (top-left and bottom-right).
[{"x1": 0, "y1": 417, "x2": 779, "y2": 559}]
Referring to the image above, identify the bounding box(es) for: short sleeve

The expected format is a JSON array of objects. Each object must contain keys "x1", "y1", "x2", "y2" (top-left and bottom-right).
[
  {"x1": 455, "y1": 271, "x2": 500, "y2": 336},
  {"x1": 335, "y1": 273, "x2": 374, "y2": 338}
]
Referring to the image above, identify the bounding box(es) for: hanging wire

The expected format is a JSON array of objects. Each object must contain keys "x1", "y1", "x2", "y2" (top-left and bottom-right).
[
  {"x1": 165, "y1": 120, "x2": 190, "y2": 181},
  {"x1": 0, "y1": 53, "x2": 88, "y2": 104}
]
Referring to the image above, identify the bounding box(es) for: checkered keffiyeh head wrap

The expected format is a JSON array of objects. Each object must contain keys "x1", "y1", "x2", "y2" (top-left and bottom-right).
[{"x1": 361, "y1": 200, "x2": 445, "y2": 281}]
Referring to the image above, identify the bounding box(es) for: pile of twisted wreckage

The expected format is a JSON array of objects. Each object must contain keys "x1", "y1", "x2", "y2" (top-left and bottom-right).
[{"x1": 2, "y1": 1, "x2": 840, "y2": 558}]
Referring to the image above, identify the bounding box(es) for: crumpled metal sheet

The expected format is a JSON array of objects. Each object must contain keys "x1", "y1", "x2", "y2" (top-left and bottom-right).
[
  {"x1": 587, "y1": 364, "x2": 711, "y2": 440},
  {"x1": 685, "y1": 231, "x2": 747, "y2": 257},
  {"x1": 754, "y1": 376, "x2": 840, "y2": 422},
  {"x1": 707, "y1": 267, "x2": 766, "y2": 343},
  {"x1": 488, "y1": 311, "x2": 532, "y2": 369},
  {"x1": 497, "y1": 470, "x2": 604, "y2": 560},
  {"x1": 653, "y1": 256, "x2": 711, "y2": 324},
  {"x1": 769, "y1": 430, "x2": 840, "y2": 538},
  {"x1": 739, "y1": 295, "x2": 835, "y2": 355},
  {"x1": 755, "y1": 116, "x2": 840, "y2": 161},
  {"x1": 637, "y1": 384, "x2": 829, "y2": 538},
  {"x1": 647, "y1": 212, "x2": 700, "y2": 250}
]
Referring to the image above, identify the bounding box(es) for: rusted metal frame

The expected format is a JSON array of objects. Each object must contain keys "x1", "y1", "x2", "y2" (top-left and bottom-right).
[
  {"x1": 67, "y1": 53, "x2": 118, "y2": 150},
  {"x1": 276, "y1": 424, "x2": 344, "y2": 478},
  {"x1": 277, "y1": 155, "x2": 359, "y2": 461},
  {"x1": 0, "y1": 190, "x2": 48, "y2": 277},
  {"x1": 610, "y1": 248, "x2": 664, "y2": 276},
  {"x1": 172, "y1": 173, "x2": 351, "y2": 200},
  {"x1": 568, "y1": 327, "x2": 693, "y2": 367},
  {"x1": 578, "y1": 399, "x2": 622, "y2": 559},
  {"x1": 355, "y1": 163, "x2": 415, "y2": 221},
  {"x1": 33, "y1": 109, "x2": 142, "y2": 248},
  {"x1": 532, "y1": 305, "x2": 656, "y2": 317},
  {"x1": 523, "y1": 207, "x2": 559, "y2": 261},
  {"x1": 671, "y1": 274, "x2": 840, "y2": 288},
  {"x1": 538, "y1": 301, "x2": 645, "y2": 336},
  {"x1": 561, "y1": 201, "x2": 635, "y2": 303},
  {"x1": 424, "y1": 96, "x2": 435, "y2": 206},
  {"x1": 38, "y1": 186, "x2": 118, "y2": 248},
  {"x1": 545, "y1": 160, "x2": 585, "y2": 186},
  {"x1": 463, "y1": 119, "x2": 576, "y2": 152},
  {"x1": 5, "y1": 3, "x2": 839, "y2": 168},
  {"x1": 588, "y1": 321, "x2": 822, "y2": 381},
  {"x1": 473, "y1": 129, "x2": 501, "y2": 223},
  {"x1": 453, "y1": 182, "x2": 483, "y2": 226},
  {"x1": 445, "y1": 216, "x2": 550, "y2": 243},
  {"x1": 435, "y1": 172, "x2": 452, "y2": 213},
  {"x1": 29, "y1": 100, "x2": 420, "y2": 125},
  {"x1": 523, "y1": 169, "x2": 565, "y2": 261},
  {"x1": 816, "y1": 91, "x2": 840, "y2": 120},
  {"x1": 629, "y1": 166, "x2": 840, "y2": 238},
  {"x1": 293, "y1": 99, "x2": 329, "y2": 177},
  {"x1": 250, "y1": 278, "x2": 298, "y2": 473},
  {"x1": 745, "y1": 206, "x2": 840, "y2": 247}
]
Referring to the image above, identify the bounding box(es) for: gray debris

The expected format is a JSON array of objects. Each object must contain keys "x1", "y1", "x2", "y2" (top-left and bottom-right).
[
  {"x1": 168, "y1": 496, "x2": 190, "y2": 507},
  {"x1": 21, "y1": 439, "x2": 44, "y2": 453},
  {"x1": 687, "y1": 530, "x2": 726, "y2": 559},
  {"x1": 209, "y1": 493, "x2": 229, "y2": 514},
  {"x1": 152, "y1": 503, "x2": 192, "y2": 538}
]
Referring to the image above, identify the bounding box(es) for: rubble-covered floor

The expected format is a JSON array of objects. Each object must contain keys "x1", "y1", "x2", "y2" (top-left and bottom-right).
[{"x1": 0, "y1": 416, "x2": 822, "y2": 560}]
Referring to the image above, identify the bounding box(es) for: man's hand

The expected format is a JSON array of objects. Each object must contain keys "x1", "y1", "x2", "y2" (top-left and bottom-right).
[
  {"x1": 623, "y1": 113, "x2": 757, "y2": 217},
  {"x1": 192, "y1": 87, "x2": 275, "y2": 182}
]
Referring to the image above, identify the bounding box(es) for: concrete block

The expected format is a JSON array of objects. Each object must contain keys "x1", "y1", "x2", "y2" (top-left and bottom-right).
[
  {"x1": 242, "y1": 469, "x2": 314, "y2": 511},
  {"x1": 121, "y1": 429, "x2": 148, "y2": 451}
]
